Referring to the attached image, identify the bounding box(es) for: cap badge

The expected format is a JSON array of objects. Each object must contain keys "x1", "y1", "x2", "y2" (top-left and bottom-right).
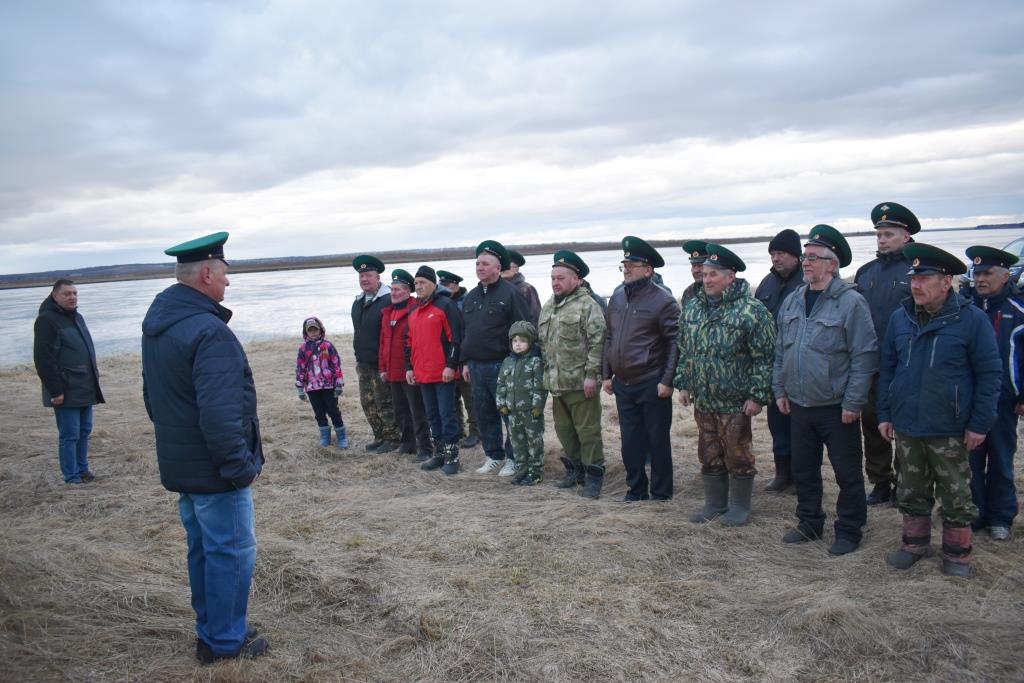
[
  {"x1": 559, "y1": 257, "x2": 566, "y2": 263},
  {"x1": 880, "y1": 214, "x2": 887, "y2": 222},
  {"x1": 973, "y1": 256, "x2": 982, "y2": 265},
  {"x1": 624, "y1": 251, "x2": 631, "y2": 258},
  {"x1": 691, "y1": 250, "x2": 699, "y2": 258},
  {"x1": 709, "y1": 253, "x2": 719, "y2": 261},
  {"x1": 912, "y1": 258, "x2": 921, "y2": 267}
]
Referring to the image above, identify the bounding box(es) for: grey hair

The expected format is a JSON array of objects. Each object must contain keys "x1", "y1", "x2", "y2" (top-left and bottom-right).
[{"x1": 175, "y1": 259, "x2": 221, "y2": 284}]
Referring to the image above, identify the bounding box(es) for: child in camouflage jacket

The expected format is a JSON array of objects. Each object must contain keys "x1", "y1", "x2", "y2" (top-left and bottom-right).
[{"x1": 496, "y1": 320, "x2": 547, "y2": 485}]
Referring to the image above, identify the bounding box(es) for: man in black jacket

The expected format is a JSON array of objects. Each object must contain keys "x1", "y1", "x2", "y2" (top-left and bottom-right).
[
  {"x1": 33, "y1": 279, "x2": 105, "y2": 484},
  {"x1": 754, "y1": 229, "x2": 804, "y2": 492},
  {"x1": 351, "y1": 255, "x2": 401, "y2": 452},
  {"x1": 854, "y1": 202, "x2": 920, "y2": 505},
  {"x1": 461, "y1": 240, "x2": 529, "y2": 475}
]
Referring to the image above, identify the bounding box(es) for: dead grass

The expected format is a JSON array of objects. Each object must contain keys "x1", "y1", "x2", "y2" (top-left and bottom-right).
[{"x1": 1, "y1": 336, "x2": 1022, "y2": 682}]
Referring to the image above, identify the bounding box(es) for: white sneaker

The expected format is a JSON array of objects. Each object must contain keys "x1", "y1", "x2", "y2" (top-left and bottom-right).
[
  {"x1": 990, "y1": 526, "x2": 1010, "y2": 541},
  {"x1": 498, "y1": 459, "x2": 518, "y2": 477},
  {"x1": 475, "y1": 458, "x2": 502, "y2": 474}
]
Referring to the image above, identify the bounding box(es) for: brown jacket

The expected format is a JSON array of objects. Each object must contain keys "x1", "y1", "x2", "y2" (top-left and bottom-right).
[{"x1": 602, "y1": 279, "x2": 680, "y2": 386}]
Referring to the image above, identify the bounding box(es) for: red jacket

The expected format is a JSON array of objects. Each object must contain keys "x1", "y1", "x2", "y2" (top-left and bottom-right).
[
  {"x1": 408, "y1": 293, "x2": 461, "y2": 383},
  {"x1": 379, "y1": 301, "x2": 414, "y2": 382}
]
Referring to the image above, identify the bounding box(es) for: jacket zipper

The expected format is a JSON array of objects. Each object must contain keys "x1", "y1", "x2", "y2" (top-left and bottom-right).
[
  {"x1": 929, "y1": 337, "x2": 938, "y2": 368},
  {"x1": 954, "y1": 384, "x2": 959, "y2": 419}
]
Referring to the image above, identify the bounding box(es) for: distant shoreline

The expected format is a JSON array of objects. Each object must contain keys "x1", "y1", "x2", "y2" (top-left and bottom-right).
[{"x1": 3, "y1": 224, "x2": 1019, "y2": 290}]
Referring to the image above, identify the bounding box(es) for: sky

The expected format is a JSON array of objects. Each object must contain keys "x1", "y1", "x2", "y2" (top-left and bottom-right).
[{"x1": 2, "y1": 1, "x2": 1023, "y2": 274}]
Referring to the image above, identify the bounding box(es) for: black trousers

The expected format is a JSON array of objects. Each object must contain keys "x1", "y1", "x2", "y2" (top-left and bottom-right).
[
  {"x1": 766, "y1": 401, "x2": 792, "y2": 473},
  {"x1": 790, "y1": 403, "x2": 866, "y2": 542},
  {"x1": 390, "y1": 382, "x2": 432, "y2": 454},
  {"x1": 613, "y1": 376, "x2": 674, "y2": 500},
  {"x1": 308, "y1": 389, "x2": 344, "y2": 429}
]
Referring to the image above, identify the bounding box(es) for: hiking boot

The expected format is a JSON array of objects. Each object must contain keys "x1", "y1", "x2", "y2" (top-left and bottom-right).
[
  {"x1": 866, "y1": 481, "x2": 892, "y2": 506},
  {"x1": 885, "y1": 548, "x2": 926, "y2": 569},
  {"x1": 990, "y1": 526, "x2": 1010, "y2": 541},
  {"x1": 513, "y1": 472, "x2": 542, "y2": 486},
  {"x1": 555, "y1": 455, "x2": 583, "y2": 489},
  {"x1": 512, "y1": 470, "x2": 529, "y2": 485},
  {"x1": 365, "y1": 439, "x2": 384, "y2": 452},
  {"x1": 441, "y1": 443, "x2": 461, "y2": 476},
  {"x1": 196, "y1": 630, "x2": 268, "y2": 665},
  {"x1": 828, "y1": 537, "x2": 859, "y2": 556},
  {"x1": 415, "y1": 450, "x2": 432, "y2": 463},
  {"x1": 461, "y1": 435, "x2": 480, "y2": 449},
  {"x1": 690, "y1": 473, "x2": 728, "y2": 523},
  {"x1": 376, "y1": 440, "x2": 400, "y2": 454},
  {"x1": 721, "y1": 475, "x2": 754, "y2": 527},
  {"x1": 420, "y1": 455, "x2": 444, "y2": 471},
  {"x1": 318, "y1": 426, "x2": 331, "y2": 447},
  {"x1": 475, "y1": 458, "x2": 502, "y2": 474},
  {"x1": 782, "y1": 526, "x2": 822, "y2": 544},
  {"x1": 498, "y1": 459, "x2": 518, "y2": 477},
  {"x1": 580, "y1": 464, "x2": 605, "y2": 499}
]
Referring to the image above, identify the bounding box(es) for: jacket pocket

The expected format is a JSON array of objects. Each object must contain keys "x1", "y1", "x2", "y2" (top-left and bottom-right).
[
  {"x1": 808, "y1": 318, "x2": 843, "y2": 353},
  {"x1": 781, "y1": 313, "x2": 800, "y2": 348}
]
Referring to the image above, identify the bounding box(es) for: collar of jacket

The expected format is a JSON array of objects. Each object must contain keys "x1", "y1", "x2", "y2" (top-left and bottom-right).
[
  {"x1": 624, "y1": 276, "x2": 652, "y2": 299},
  {"x1": 973, "y1": 282, "x2": 1011, "y2": 311},
  {"x1": 357, "y1": 283, "x2": 391, "y2": 303},
  {"x1": 904, "y1": 289, "x2": 967, "y2": 331},
  {"x1": 554, "y1": 284, "x2": 584, "y2": 307},
  {"x1": 874, "y1": 246, "x2": 912, "y2": 265},
  {"x1": 698, "y1": 278, "x2": 750, "y2": 305}
]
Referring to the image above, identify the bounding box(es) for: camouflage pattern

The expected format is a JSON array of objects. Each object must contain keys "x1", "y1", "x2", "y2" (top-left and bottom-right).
[
  {"x1": 355, "y1": 363, "x2": 400, "y2": 442},
  {"x1": 694, "y1": 409, "x2": 757, "y2": 476},
  {"x1": 537, "y1": 285, "x2": 605, "y2": 396},
  {"x1": 455, "y1": 379, "x2": 479, "y2": 438},
  {"x1": 895, "y1": 434, "x2": 978, "y2": 527},
  {"x1": 674, "y1": 278, "x2": 777, "y2": 413},
  {"x1": 507, "y1": 410, "x2": 545, "y2": 479},
  {"x1": 552, "y1": 390, "x2": 603, "y2": 466},
  {"x1": 496, "y1": 350, "x2": 547, "y2": 477}
]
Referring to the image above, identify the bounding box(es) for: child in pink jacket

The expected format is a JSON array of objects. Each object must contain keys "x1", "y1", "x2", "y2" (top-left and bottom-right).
[{"x1": 295, "y1": 316, "x2": 347, "y2": 448}]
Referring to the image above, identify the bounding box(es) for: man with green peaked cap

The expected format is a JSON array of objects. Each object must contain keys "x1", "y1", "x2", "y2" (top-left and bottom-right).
[
  {"x1": 539, "y1": 250, "x2": 607, "y2": 497},
  {"x1": 501, "y1": 248, "x2": 542, "y2": 326},
  {"x1": 603, "y1": 236, "x2": 680, "y2": 501},
  {"x1": 855, "y1": 201, "x2": 920, "y2": 507},
  {"x1": 681, "y1": 240, "x2": 709, "y2": 308},
  {"x1": 350, "y1": 255, "x2": 401, "y2": 453},
  {"x1": 462, "y1": 240, "x2": 530, "y2": 476},
  {"x1": 964, "y1": 245, "x2": 1024, "y2": 542},
  {"x1": 675, "y1": 243, "x2": 776, "y2": 526},
  {"x1": 141, "y1": 232, "x2": 269, "y2": 663},
  {"x1": 773, "y1": 225, "x2": 877, "y2": 556},
  {"x1": 878, "y1": 243, "x2": 1001, "y2": 577}
]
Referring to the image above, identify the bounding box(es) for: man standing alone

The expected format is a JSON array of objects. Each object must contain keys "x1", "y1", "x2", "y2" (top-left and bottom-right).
[
  {"x1": 141, "y1": 232, "x2": 268, "y2": 663},
  {"x1": 33, "y1": 279, "x2": 105, "y2": 484}
]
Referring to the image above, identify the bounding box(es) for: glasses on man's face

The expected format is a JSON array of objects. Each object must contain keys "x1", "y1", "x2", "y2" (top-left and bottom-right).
[
  {"x1": 618, "y1": 262, "x2": 646, "y2": 272},
  {"x1": 799, "y1": 254, "x2": 834, "y2": 264}
]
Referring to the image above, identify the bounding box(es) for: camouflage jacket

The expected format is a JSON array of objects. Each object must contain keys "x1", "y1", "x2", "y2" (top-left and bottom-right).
[
  {"x1": 537, "y1": 285, "x2": 606, "y2": 395},
  {"x1": 496, "y1": 350, "x2": 547, "y2": 414},
  {"x1": 674, "y1": 278, "x2": 777, "y2": 413}
]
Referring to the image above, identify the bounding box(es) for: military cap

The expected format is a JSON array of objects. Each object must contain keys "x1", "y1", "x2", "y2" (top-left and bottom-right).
[
  {"x1": 352, "y1": 255, "x2": 385, "y2": 273},
  {"x1": 871, "y1": 202, "x2": 921, "y2": 235},
  {"x1": 552, "y1": 250, "x2": 590, "y2": 278},
  {"x1": 436, "y1": 270, "x2": 463, "y2": 285},
  {"x1": 164, "y1": 231, "x2": 229, "y2": 264},
  {"x1": 415, "y1": 265, "x2": 437, "y2": 283},
  {"x1": 904, "y1": 243, "x2": 967, "y2": 276},
  {"x1": 509, "y1": 249, "x2": 526, "y2": 267},
  {"x1": 703, "y1": 243, "x2": 746, "y2": 272},
  {"x1": 391, "y1": 268, "x2": 414, "y2": 288},
  {"x1": 965, "y1": 245, "x2": 1018, "y2": 273},
  {"x1": 682, "y1": 240, "x2": 709, "y2": 264},
  {"x1": 804, "y1": 224, "x2": 852, "y2": 268},
  {"x1": 621, "y1": 235, "x2": 665, "y2": 268},
  {"x1": 476, "y1": 240, "x2": 511, "y2": 270}
]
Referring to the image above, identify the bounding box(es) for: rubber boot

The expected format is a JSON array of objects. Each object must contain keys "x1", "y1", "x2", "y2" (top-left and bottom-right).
[
  {"x1": 318, "y1": 426, "x2": 331, "y2": 447},
  {"x1": 885, "y1": 515, "x2": 931, "y2": 570},
  {"x1": 335, "y1": 425, "x2": 348, "y2": 449},
  {"x1": 555, "y1": 455, "x2": 580, "y2": 489},
  {"x1": 441, "y1": 442, "x2": 460, "y2": 476},
  {"x1": 690, "y1": 473, "x2": 729, "y2": 523},
  {"x1": 421, "y1": 438, "x2": 445, "y2": 471},
  {"x1": 721, "y1": 475, "x2": 754, "y2": 527},
  {"x1": 579, "y1": 463, "x2": 605, "y2": 499},
  {"x1": 940, "y1": 525, "x2": 972, "y2": 578},
  {"x1": 764, "y1": 457, "x2": 791, "y2": 493}
]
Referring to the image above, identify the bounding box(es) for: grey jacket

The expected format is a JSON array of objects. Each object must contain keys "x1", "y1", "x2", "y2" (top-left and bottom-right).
[{"x1": 772, "y1": 277, "x2": 878, "y2": 411}]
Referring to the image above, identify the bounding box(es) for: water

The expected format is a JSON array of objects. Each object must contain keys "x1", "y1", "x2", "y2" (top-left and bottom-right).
[{"x1": 3, "y1": 228, "x2": 1019, "y2": 367}]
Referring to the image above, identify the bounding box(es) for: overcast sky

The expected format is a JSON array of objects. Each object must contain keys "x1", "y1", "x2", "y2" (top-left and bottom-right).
[{"x1": 2, "y1": 1, "x2": 1023, "y2": 273}]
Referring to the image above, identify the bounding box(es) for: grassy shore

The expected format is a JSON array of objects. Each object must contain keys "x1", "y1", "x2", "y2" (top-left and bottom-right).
[{"x1": 1, "y1": 336, "x2": 1022, "y2": 681}]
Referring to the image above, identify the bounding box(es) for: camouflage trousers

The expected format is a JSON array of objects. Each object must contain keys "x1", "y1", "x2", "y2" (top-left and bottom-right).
[
  {"x1": 694, "y1": 409, "x2": 756, "y2": 476},
  {"x1": 551, "y1": 390, "x2": 604, "y2": 467},
  {"x1": 455, "y1": 380, "x2": 479, "y2": 439},
  {"x1": 355, "y1": 363, "x2": 400, "y2": 443},
  {"x1": 507, "y1": 410, "x2": 545, "y2": 478},
  {"x1": 895, "y1": 433, "x2": 978, "y2": 527}
]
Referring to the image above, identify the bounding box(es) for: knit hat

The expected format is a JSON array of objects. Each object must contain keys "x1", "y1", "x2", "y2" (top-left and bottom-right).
[
  {"x1": 768, "y1": 229, "x2": 801, "y2": 258},
  {"x1": 509, "y1": 320, "x2": 537, "y2": 344},
  {"x1": 414, "y1": 265, "x2": 437, "y2": 284}
]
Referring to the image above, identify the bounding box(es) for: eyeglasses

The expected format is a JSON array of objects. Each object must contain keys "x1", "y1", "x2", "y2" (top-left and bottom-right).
[
  {"x1": 799, "y1": 254, "x2": 835, "y2": 263},
  {"x1": 618, "y1": 262, "x2": 648, "y2": 272}
]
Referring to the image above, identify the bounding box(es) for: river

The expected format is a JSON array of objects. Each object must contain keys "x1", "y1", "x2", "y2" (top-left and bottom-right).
[{"x1": 2, "y1": 228, "x2": 1019, "y2": 366}]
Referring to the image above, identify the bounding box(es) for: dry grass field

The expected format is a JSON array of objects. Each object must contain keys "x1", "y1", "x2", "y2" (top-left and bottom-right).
[{"x1": 1, "y1": 336, "x2": 1022, "y2": 682}]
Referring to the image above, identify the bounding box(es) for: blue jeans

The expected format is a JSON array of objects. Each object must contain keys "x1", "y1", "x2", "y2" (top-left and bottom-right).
[
  {"x1": 970, "y1": 402, "x2": 1019, "y2": 528},
  {"x1": 178, "y1": 488, "x2": 257, "y2": 656},
  {"x1": 53, "y1": 405, "x2": 92, "y2": 482},
  {"x1": 419, "y1": 381, "x2": 459, "y2": 443},
  {"x1": 468, "y1": 361, "x2": 514, "y2": 461}
]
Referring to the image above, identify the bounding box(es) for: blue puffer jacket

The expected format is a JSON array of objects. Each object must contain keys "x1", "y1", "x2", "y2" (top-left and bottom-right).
[
  {"x1": 142, "y1": 283, "x2": 264, "y2": 493},
  {"x1": 972, "y1": 283, "x2": 1024, "y2": 405},
  {"x1": 878, "y1": 290, "x2": 1002, "y2": 438}
]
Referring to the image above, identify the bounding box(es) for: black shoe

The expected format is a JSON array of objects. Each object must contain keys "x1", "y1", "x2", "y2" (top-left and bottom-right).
[
  {"x1": 828, "y1": 537, "x2": 860, "y2": 556},
  {"x1": 196, "y1": 630, "x2": 267, "y2": 665},
  {"x1": 782, "y1": 526, "x2": 822, "y2": 544},
  {"x1": 512, "y1": 471, "x2": 529, "y2": 485},
  {"x1": 620, "y1": 493, "x2": 650, "y2": 502},
  {"x1": 376, "y1": 441, "x2": 401, "y2": 454},
  {"x1": 764, "y1": 473, "x2": 791, "y2": 493},
  {"x1": 885, "y1": 548, "x2": 927, "y2": 570},
  {"x1": 399, "y1": 443, "x2": 417, "y2": 455},
  {"x1": 866, "y1": 482, "x2": 892, "y2": 506},
  {"x1": 415, "y1": 451, "x2": 432, "y2": 463},
  {"x1": 365, "y1": 439, "x2": 384, "y2": 452},
  {"x1": 512, "y1": 472, "x2": 541, "y2": 486},
  {"x1": 421, "y1": 456, "x2": 444, "y2": 471},
  {"x1": 461, "y1": 435, "x2": 480, "y2": 448},
  {"x1": 80, "y1": 471, "x2": 96, "y2": 483}
]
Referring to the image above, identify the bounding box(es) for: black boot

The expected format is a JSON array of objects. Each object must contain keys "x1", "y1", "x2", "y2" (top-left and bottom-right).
[
  {"x1": 441, "y1": 442, "x2": 460, "y2": 475},
  {"x1": 690, "y1": 473, "x2": 729, "y2": 523},
  {"x1": 867, "y1": 481, "x2": 892, "y2": 506},
  {"x1": 722, "y1": 475, "x2": 754, "y2": 527},
  {"x1": 764, "y1": 458, "x2": 792, "y2": 493},
  {"x1": 579, "y1": 463, "x2": 605, "y2": 499},
  {"x1": 555, "y1": 455, "x2": 581, "y2": 489}
]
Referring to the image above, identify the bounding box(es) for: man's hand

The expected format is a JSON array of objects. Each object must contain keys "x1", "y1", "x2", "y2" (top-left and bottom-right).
[
  {"x1": 583, "y1": 378, "x2": 598, "y2": 398},
  {"x1": 841, "y1": 409, "x2": 860, "y2": 424},
  {"x1": 462, "y1": 365, "x2": 471, "y2": 382},
  {"x1": 657, "y1": 383, "x2": 672, "y2": 399},
  {"x1": 51, "y1": 394, "x2": 65, "y2": 406},
  {"x1": 602, "y1": 379, "x2": 613, "y2": 395},
  {"x1": 442, "y1": 367, "x2": 456, "y2": 383},
  {"x1": 964, "y1": 430, "x2": 985, "y2": 451},
  {"x1": 379, "y1": 372, "x2": 387, "y2": 383},
  {"x1": 743, "y1": 400, "x2": 763, "y2": 417},
  {"x1": 406, "y1": 370, "x2": 417, "y2": 386},
  {"x1": 878, "y1": 421, "x2": 894, "y2": 442},
  {"x1": 678, "y1": 390, "x2": 691, "y2": 407},
  {"x1": 775, "y1": 397, "x2": 790, "y2": 415}
]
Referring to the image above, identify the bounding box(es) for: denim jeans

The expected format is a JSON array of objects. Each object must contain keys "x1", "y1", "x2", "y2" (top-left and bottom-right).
[
  {"x1": 53, "y1": 405, "x2": 92, "y2": 482},
  {"x1": 970, "y1": 401, "x2": 1019, "y2": 528},
  {"x1": 178, "y1": 488, "x2": 257, "y2": 656},
  {"x1": 468, "y1": 360, "x2": 514, "y2": 461},
  {"x1": 419, "y1": 381, "x2": 459, "y2": 443}
]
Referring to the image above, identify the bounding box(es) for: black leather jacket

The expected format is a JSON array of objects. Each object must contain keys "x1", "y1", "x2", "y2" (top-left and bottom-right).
[{"x1": 603, "y1": 278, "x2": 680, "y2": 386}]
